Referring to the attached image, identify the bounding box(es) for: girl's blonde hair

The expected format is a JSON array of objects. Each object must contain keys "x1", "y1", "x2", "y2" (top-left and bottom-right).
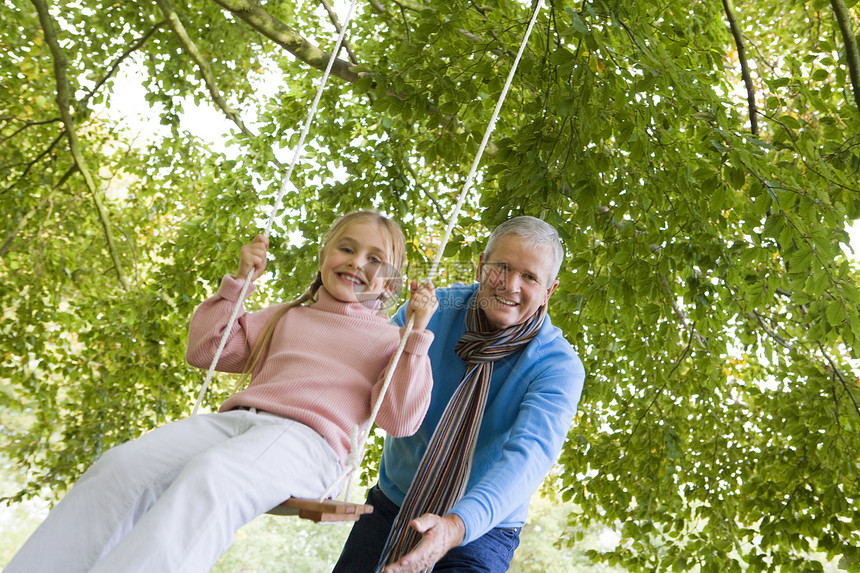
[{"x1": 236, "y1": 210, "x2": 406, "y2": 390}]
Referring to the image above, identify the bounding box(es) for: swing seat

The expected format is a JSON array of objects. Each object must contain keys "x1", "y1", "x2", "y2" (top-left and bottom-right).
[{"x1": 268, "y1": 497, "x2": 373, "y2": 522}]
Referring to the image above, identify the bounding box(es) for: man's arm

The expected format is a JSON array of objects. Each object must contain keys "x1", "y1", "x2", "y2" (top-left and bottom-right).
[{"x1": 451, "y1": 352, "x2": 585, "y2": 543}]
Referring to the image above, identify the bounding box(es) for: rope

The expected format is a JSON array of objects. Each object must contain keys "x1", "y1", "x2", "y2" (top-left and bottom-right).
[
  {"x1": 317, "y1": 0, "x2": 545, "y2": 502},
  {"x1": 192, "y1": 0, "x2": 359, "y2": 416}
]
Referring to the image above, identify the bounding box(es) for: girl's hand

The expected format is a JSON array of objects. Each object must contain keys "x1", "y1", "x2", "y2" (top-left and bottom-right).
[
  {"x1": 237, "y1": 234, "x2": 269, "y2": 282},
  {"x1": 406, "y1": 280, "x2": 438, "y2": 332}
]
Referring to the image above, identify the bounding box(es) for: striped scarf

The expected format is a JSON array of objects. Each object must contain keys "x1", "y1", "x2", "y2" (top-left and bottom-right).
[{"x1": 376, "y1": 297, "x2": 547, "y2": 572}]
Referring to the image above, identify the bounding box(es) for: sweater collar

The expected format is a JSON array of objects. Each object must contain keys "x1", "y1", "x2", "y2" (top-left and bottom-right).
[{"x1": 311, "y1": 286, "x2": 389, "y2": 322}]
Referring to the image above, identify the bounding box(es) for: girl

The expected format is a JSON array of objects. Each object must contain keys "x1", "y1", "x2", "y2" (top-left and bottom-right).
[{"x1": 6, "y1": 210, "x2": 438, "y2": 573}]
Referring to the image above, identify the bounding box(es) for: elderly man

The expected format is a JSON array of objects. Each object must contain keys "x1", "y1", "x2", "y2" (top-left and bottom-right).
[{"x1": 333, "y1": 216, "x2": 585, "y2": 573}]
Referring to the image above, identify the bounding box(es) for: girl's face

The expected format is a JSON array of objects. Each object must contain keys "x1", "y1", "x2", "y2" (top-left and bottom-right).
[{"x1": 319, "y1": 220, "x2": 395, "y2": 304}]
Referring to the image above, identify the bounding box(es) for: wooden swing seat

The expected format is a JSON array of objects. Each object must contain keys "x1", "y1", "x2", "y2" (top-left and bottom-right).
[{"x1": 268, "y1": 497, "x2": 373, "y2": 522}]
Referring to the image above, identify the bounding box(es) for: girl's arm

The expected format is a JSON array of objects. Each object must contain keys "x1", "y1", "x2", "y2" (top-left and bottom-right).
[
  {"x1": 371, "y1": 282, "x2": 438, "y2": 436},
  {"x1": 370, "y1": 330, "x2": 435, "y2": 437},
  {"x1": 185, "y1": 235, "x2": 270, "y2": 373}
]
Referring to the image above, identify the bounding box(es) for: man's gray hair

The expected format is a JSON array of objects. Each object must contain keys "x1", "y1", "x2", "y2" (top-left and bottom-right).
[{"x1": 485, "y1": 216, "x2": 564, "y2": 282}]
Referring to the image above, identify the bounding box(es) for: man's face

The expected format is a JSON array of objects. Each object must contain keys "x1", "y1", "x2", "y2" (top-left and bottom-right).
[{"x1": 475, "y1": 234, "x2": 559, "y2": 331}]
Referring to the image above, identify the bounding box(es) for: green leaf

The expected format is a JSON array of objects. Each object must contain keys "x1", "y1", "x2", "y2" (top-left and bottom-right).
[
  {"x1": 710, "y1": 139, "x2": 729, "y2": 152},
  {"x1": 779, "y1": 114, "x2": 802, "y2": 129},
  {"x1": 570, "y1": 12, "x2": 589, "y2": 35},
  {"x1": 442, "y1": 237, "x2": 462, "y2": 258},
  {"x1": 728, "y1": 167, "x2": 745, "y2": 190},
  {"x1": 826, "y1": 302, "x2": 846, "y2": 327},
  {"x1": 811, "y1": 69, "x2": 830, "y2": 81}
]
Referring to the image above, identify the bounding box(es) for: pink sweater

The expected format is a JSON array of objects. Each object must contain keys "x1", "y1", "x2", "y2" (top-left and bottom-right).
[{"x1": 186, "y1": 275, "x2": 434, "y2": 465}]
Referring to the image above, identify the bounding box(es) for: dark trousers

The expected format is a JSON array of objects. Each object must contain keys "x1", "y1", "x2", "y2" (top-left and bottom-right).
[{"x1": 332, "y1": 485, "x2": 521, "y2": 573}]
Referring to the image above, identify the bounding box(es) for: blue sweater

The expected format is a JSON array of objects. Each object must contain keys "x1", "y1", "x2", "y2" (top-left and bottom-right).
[{"x1": 379, "y1": 283, "x2": 585, "y2": 544}]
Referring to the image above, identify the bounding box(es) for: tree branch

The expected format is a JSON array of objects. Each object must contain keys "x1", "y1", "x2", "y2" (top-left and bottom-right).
[
  {"x1": 318, "y1": 0, "x2": 358, "y2": 64},
  {"x1": 0, "y1": 166, "x2": 74, "y2": 258},
  {"x1": 389, "y1": 0, "x2": 426, "y2": 11},
  {"x1": 1, "y1": 132, "x2": 65, "y2": 196},
  {"x1": 625, "y1": 340, "x2": 692, "y2": 447},
  {"x1": 722, "y1": 0, "x2": 758, "y2": 135},
  {"x1": 749, "y1": 310, "x2": 792, "y2": 350},
  {"x1": 211, "y1": 0, "x2": 500, "y2": 161},
  {"x1": 211, "y1": 0, "x2": 362, "y2": 83},
  {"x1": 212, "y1": 0, "x2": 512, "y2": 162},
  {"x1": 3, "y1": 24, "x2": 158, "y2": 185},
  {"x1": 0, "y1": 117, "x2": 61, "y2": 147},
  {"x1": 155, "y1": 0, "x2": 289, "y2": 173},
  {"x1": 155, "y1": 0, "x2": 254, "y2": 137},
  {"x1": 30, "y1": 0, "x2": 130, "y2": 290},
  {"x1": 80, "y1": 21, "x2": 165, "y2": 109},
  {"x1": 818, "y1": 342, "x2": 860, "y2": 419},
  {"x1": 367, "y1": 0, "x2": 388, "y2": 15},
  {"x1": 830, "y1": 0, "x2": 860, "y2": 116},
  {"x1": 659, "y1": 273, "x2": 707, "y2": 348}
]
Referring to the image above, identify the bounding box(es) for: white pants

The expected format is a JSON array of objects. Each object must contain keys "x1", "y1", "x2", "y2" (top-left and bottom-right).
[{"x1": 5, "y1": 409, "x2": 341, "y2": 573}]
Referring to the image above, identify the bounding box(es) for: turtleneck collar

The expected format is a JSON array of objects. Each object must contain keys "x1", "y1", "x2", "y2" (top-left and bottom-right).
[{"x1": 311, "y1": 286, "x2": 389, "y2": 322}]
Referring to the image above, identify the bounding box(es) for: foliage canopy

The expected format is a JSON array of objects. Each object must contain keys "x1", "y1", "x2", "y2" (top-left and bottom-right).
[{"x1": 2, "y1": 0, "x2": 860, "y2": 571}]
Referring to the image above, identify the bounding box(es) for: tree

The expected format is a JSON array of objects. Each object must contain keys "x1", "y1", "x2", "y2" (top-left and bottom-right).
[{"x1": 2, "y1": 0, "x2": 859, "y2": 571}]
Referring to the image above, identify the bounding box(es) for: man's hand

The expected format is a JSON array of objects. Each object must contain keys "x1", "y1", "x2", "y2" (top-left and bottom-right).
[{"x1": 382, "y1": 513, "x2": 465, "y2": 573}]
